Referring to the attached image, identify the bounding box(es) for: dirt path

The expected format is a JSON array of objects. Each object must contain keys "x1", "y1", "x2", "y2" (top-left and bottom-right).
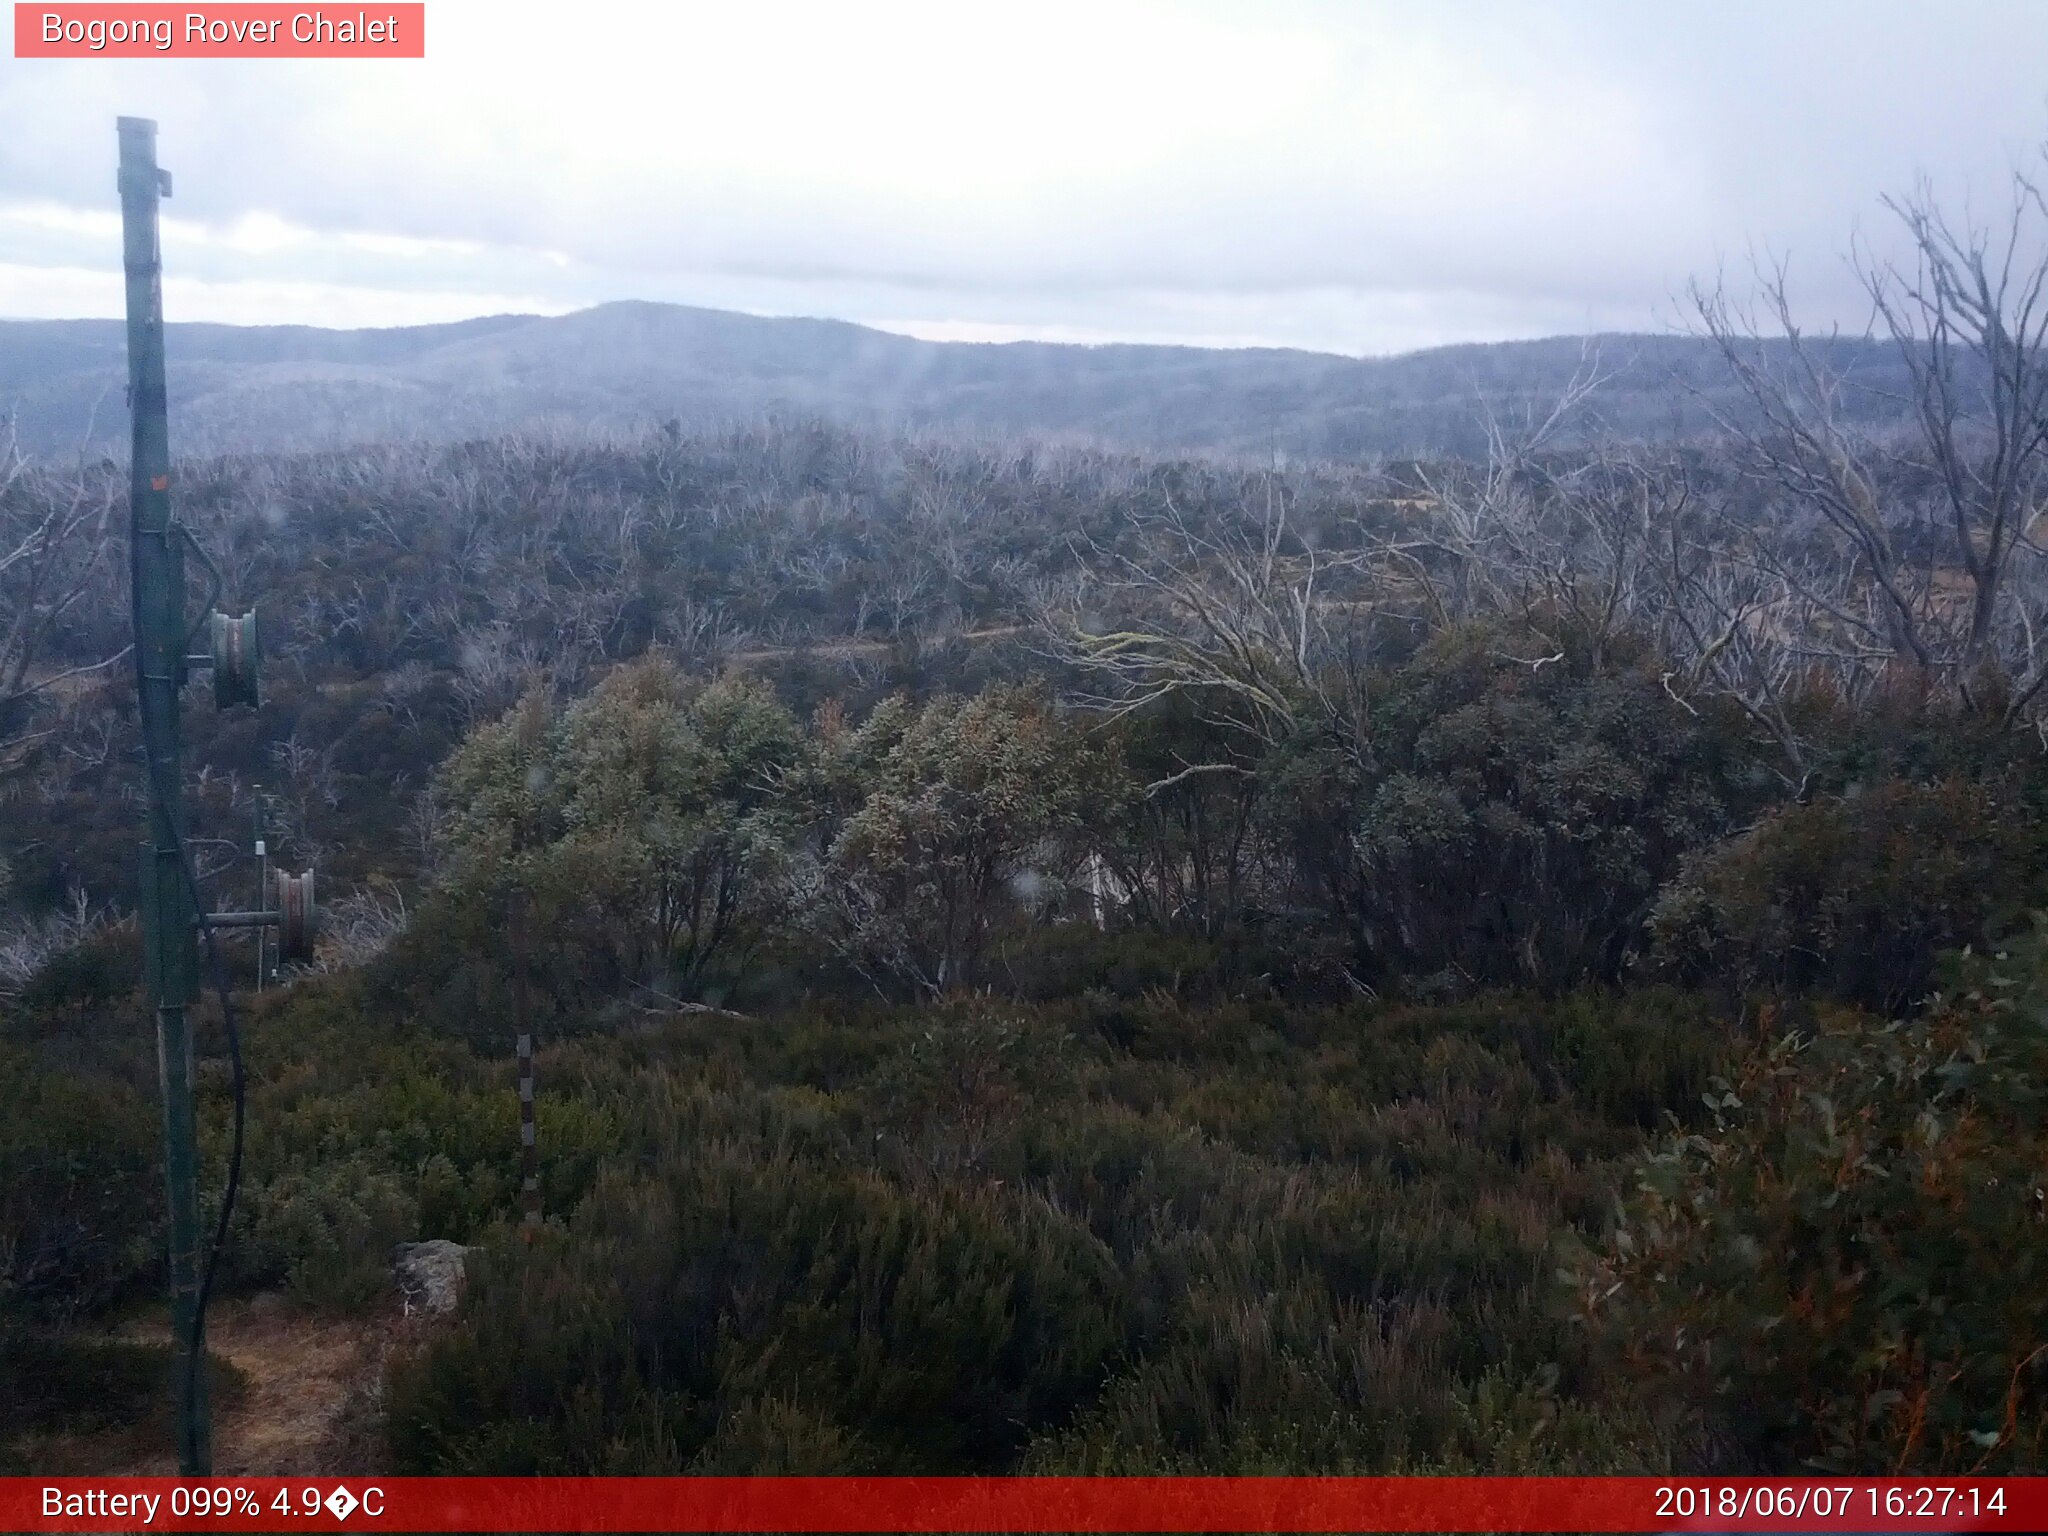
[
  {"x1": 15, "y1": 1299, "x2": 395, "y2": 1479},
  {"x1": 131, "y1": 1300, "x2": 390, "y2": 1476},
  {"x1": 184, "y1": 1303, "x2": 388, "y2": 1476},
  {"x1": 726, "y1": 623, "x2": 1030, "y2": 664}
]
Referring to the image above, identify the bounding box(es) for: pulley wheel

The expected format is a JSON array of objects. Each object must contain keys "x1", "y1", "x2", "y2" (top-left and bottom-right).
[
  {"x1": 273, "y1": 867, "x2": 316, "y2": 962},
  {"x1": 210, "y1": 608, "x2": 261, "y2": 709}
]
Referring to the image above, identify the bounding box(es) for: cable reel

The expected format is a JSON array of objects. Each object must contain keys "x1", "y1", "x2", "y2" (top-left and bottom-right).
[
  {"x1": 185, "y1": 599, "x2": 318, "y2": 968},
  {"x1": 272, "y1": 867, "x2": 317, "y2": 963},
  {"x1": 209, "y1": 608, "x2": 260, "y2": 709},
  {"x1": 200, "y1": 867, "x2": 318, "y2": 965}
]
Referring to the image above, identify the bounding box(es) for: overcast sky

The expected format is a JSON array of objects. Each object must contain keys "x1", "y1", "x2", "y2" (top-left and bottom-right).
[{"x1": 2, "y1": 0, "x2": 2044, "y2": 355}]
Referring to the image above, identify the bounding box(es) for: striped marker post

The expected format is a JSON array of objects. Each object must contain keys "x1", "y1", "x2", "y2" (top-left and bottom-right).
[{"x1": 509, "y1": 886, "x2": 540, "y2": 1234}]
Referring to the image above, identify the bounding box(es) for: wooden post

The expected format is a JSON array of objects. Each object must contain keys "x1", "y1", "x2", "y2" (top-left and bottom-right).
[{"x1": 510, "y1": 887, "x2": 539, "y2": 1234}]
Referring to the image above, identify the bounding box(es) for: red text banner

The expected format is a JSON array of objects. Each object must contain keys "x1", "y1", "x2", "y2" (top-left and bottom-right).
[
  {"x1": 5, "y1": 1476, "x2": 2047, "y2": 1533},
  {"x1": 14, "y1": 5, "x2": 425, "y2": 58}
]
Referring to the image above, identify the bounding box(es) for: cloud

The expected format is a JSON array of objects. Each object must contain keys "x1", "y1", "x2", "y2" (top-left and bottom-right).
[
  {"x1": 0, "y1": 260, "x2": 569, "y2": 326},
  {"x1": 1, "y1": 0, "x2": 2043, "y2": 350}
]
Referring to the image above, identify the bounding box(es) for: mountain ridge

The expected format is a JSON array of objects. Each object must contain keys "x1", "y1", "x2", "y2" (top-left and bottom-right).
[{"x1": 0, "y1": 299, "x2": 1902, "y2": 462}]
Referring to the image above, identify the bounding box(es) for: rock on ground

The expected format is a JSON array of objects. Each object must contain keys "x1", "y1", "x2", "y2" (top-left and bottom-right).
[{"x1": 392, "y1": 1240, "x2": 470, "y2": 1316}]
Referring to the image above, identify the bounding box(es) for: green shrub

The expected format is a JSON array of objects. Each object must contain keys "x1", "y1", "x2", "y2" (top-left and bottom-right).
[
  {"x1": 435, "y1": 661, "x2": 807, "y2": 1006},
  {"x1": 388, "y1": 1149, "x2": 1128, "y2": 1473},
  {"x1": 14, "y1": 926, "x2": 140, "y2": 1018},
  {"x1": 861, "y1": 999, "x2": 1082, "y2": 1184},
  {"x1": 1, "y1": 839, "x2": 1750, "y2": 1481},
  {"x1": 809, "y1": 688, "x2": 1106, "y2": 994},
  {"x1": 235, "y1": 1163, "x2": 419, "y2": 1310},
  {"x1": 1, "y1": 1335, "x2": 177, "y2": 1440},
  {"x1": 1650, "y1": 778, "x2": 2029, "y2": 1009},
  {"x1": 686, "y1": 1395, "x2": 875, "y2": 1473},
  {"x1": 1572, "y1": 919, "x2": 2048, "y2": 1471},
  {"x1": 0, "y1": 1042, "x2": 160, "y2": 1322},
  {"x1": 1333, "y1": 618, "x2": 1765, "y2": 990},
  {"x1": 1541, "y1": 987, "x2": 1729, "y2": 1130},
  {"x1": 373, "y1": 978, "x2": 1730, "y2": 1476},
  {"x1": 0, "y1": 1333, "x2": 246, "y2": 1468},
  {"x1": 999, "y1": 924, "x2": 1266, "y2": 1002}
]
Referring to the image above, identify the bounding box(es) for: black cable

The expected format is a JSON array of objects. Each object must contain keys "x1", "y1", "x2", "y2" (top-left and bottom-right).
[
  {"x1": 130, "y1": 510, "x2": 246, "y2": 1445},
  {"x1": 185, "y1": 860, "x2": 245, "y2": 1432}
]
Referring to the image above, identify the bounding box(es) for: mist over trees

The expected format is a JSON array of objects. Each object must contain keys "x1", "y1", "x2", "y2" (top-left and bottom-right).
[{"x1": 0, "y1": 302, "x2": 1944, "y2": 464}]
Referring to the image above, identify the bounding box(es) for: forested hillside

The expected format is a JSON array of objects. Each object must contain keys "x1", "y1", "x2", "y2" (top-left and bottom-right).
[{"x1": 0, "y1": 303, "x2": 1922, "y2": 463}]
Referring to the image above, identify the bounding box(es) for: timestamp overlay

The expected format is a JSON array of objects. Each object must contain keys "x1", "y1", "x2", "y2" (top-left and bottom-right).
[{"x1": 3, "y1": 1477, "x2": 2047, "y2": 1532}]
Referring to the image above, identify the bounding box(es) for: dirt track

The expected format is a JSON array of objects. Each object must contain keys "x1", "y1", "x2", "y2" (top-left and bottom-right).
[{"x1": 21, "y1": 1298, "x2": 395, "y2": 1479}]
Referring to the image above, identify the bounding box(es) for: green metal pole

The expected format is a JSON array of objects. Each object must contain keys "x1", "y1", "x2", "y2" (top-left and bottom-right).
[{"x1": 119, "y1": 114, "x2": 210, "y2": 1477}]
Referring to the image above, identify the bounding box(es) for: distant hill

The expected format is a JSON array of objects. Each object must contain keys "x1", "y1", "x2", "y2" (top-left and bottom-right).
[{"x1": 0, "y1": 300, "x2": 1914, "y2": 463}]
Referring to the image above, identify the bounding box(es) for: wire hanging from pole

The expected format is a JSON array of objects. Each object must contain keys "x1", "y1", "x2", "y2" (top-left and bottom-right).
[{"x1": 128, "y1": 490, "x2": 247, "y2": 1459}]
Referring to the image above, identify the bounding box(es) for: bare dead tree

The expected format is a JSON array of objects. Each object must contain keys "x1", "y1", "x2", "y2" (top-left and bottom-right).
[
  {"x1": 0, "y1": 882, "x2": 109, "y2": 999},
  {"x1": 883, "y1": 561, "x2": 936, "y2": 639},
  {"x1": 1374, "y1": 347, "x2": 1625, "y2": 635},
  {"x1": 1691, "y1": 269, "x2": 1942, "y2": 674},
  {"x1": 0, "y1": 422, "x2": 126, "y2": 769},
  {"x1": 1690, "y1": 147, "x2": 2048, "y2": 724},
  {"x1": 402, "y1": 782, "x2": 448, "y2": 872},
  {"x1": 1040, "y1": 351, "x2": 1630, "y2": 785},
  {"x1": 310, "y1": 877, "x2": 411, "y2": 971},
  {"x1": 1040, "y1": 475, "x2": 1377, "y2": 768},
  {"x1": 1644, "y1": 479, "x2": 1827, "y2": 780}
]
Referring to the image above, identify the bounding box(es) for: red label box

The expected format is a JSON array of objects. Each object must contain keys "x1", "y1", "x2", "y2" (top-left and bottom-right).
[{"x1": 14, "y1": 4, "x2": 425, "y2": 57}]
